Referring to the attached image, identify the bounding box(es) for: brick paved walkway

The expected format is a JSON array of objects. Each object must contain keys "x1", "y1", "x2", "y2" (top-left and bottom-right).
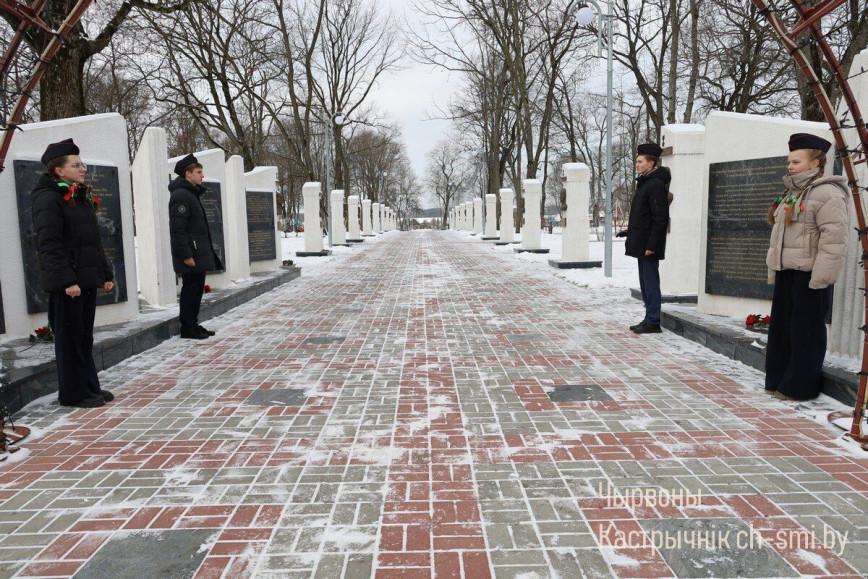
[{"x1": 1, "y1": 231, "x2": 866, "y2": 579}]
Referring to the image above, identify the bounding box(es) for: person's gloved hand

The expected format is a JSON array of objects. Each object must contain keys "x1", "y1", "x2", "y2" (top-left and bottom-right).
[{"x1": 615, "y1": 229, "x2": 628, "y2": 238}]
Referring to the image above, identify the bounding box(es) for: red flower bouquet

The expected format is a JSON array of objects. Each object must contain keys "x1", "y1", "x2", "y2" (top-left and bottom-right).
[
  {"x1": 745, "y1": 314, "x2": 771, "y2": 332},
  {"x1": 204, "y1": 284, "x2": 211, "y2": 293},
  {"x1": 29, "y1": 325, "x2": 54, "y2": 343}
]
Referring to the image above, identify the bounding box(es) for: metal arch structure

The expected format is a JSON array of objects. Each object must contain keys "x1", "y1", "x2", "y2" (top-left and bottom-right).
[
  {"x1": 752, "y1": 0, "x2": 868, "y2": 448},
  {"x1": 0, "y1": 0, "x2": 93, "y2": 174}
]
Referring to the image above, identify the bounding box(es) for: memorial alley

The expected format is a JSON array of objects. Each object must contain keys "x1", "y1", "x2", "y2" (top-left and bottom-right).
[{"x1": 1, "y1": 231, "x2": 866, "y2": 579}]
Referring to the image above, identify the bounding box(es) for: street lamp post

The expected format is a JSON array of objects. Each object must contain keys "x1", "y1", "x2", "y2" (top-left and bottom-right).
[
  {"x1": 574, "y1": 1, "x2": 614, "y2": 278},
  {"x1": 322, "y1": 111, "x2": 346, "y2": 248}
]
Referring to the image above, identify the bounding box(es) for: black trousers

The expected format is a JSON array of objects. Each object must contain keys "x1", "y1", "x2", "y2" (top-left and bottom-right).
[
  {"x1": 637, "y1": 257, "x2": 662, "y2": 326},
  {"x1": 179, "y1": 272, "x2": 207, "y2": 332},
  {"x1": 48, "y1": 289, "x2": 101, "y2": 404},
  {"x1": 765, "y1": 270, "x2": 832, "y2": 399}
]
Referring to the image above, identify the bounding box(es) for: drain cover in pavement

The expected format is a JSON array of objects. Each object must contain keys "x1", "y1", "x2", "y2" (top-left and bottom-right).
[
  {"x1": 74, "y1": 529, "x2": 217, "y2": 578},
  {"x1": 302, "y1": 336, "x2": 345, "y2": 345},
  {"x1": 546, "y1": 384, "x2": 613, "y2": 402},
  {"x1": 640, "y1": 519, "x2": 798, "y2": 578},
  {"x1": 245, "y1": 389, "x2": 307, "y2": 407}
]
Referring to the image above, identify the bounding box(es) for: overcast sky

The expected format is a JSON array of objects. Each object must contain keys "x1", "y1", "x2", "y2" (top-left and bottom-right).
[{"x1": 366, "y1": 1, "x2": 454, "y2": 182}]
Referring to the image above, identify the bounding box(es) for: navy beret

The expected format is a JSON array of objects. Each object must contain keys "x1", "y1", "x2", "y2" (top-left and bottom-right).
[
  {"x1": 637, "y1": 143, "x2": 663, "y2": 157},
  {"x1": 41, "y1": 138, "x2": 79, "y2": 166},
  {"x1": 788, "y1": 133, "x2": 831, "y2": 153},
  {"x1": 174, "y1": 154, "x2": 199, "y2": 176}
]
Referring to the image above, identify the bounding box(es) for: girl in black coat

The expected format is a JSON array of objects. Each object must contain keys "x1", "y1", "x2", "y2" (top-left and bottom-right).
[{"x1": 31, "y1": 139, "x2": 115, "y2": 408}]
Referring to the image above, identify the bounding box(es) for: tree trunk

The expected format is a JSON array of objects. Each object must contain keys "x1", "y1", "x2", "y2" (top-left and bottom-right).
[{"x1": 39, "y1": 41, "x2": 88, "y2": 121}]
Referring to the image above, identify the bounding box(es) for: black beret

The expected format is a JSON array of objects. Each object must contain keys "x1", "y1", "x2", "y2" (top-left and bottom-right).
[
  {"x1": 174, "y1": 154, "x2": 199, "y2": 176},
  {"x1": 788, "y1": 133, "x2": 831, "y2": 153},
  {"x1": 637, "y1": 143, "x2": 663, "y2": 157},
  {"x1": 41, "y1": 138, "x2": 79, "y2": 166}
]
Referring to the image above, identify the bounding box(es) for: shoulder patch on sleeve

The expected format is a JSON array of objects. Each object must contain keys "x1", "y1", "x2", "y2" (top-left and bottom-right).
[{"x1": 176, "y1": 204, "x2": 187, "y2": 214}]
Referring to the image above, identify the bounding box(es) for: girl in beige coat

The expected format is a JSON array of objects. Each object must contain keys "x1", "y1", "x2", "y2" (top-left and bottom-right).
[{"x1": 765, "y1": 133, "x2": 850, "y2": 401}]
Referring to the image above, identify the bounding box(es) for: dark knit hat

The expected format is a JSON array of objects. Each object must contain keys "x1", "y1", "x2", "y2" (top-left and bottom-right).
[
  {"x1": 637, "y1": 143, "x2": 663, "y2": 157},
  {"x1": 174, "y1": 154, "x2": 199, "y2": 176},
  {"x1": 41, "y1": 138, "x2": 79, "y2": 166},
  {"x1": 788, "y1": 133, "x2": 831, "y2": 153}
]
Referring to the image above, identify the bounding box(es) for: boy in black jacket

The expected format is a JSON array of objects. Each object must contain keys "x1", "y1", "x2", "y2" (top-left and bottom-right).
[
  {"x1": 168, "y1": 154, "x2": 221, "y2": 339},
  {"x1": 617, "y1": 143, "x2": 670, "y2": 334}
]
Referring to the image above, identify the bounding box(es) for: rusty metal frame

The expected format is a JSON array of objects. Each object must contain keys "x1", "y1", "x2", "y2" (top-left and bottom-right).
[
  {"x1": 753, "y1": 0, "x2": 868, "y2": 447},
  {"x1": 0, "y1": 0, "x2": 93, "y2": 174}
]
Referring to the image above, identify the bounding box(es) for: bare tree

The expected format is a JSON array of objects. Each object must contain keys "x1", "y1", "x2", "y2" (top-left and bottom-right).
[
  {"x1": 0, "y1": 0, "x2": 200, "y2": 120},
  {"x1": 425, "y1": 137, "x2": 470, "y2": 229}
]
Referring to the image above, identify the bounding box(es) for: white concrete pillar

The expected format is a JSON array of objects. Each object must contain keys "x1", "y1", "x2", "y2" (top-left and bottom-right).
[
  {"x1": 521, "y1": 179, "x2": 542, "y2": 250},
  {"x1": 330, "y1": 190, "x2": 347, "y2": 244},
  {"x1": 562, "y1": 163, "x2": 591, "y2": 262},
  {"x1": 372, "y1": 202, "x2": 381, "y2": 234},
  {"x1": 484, "y1": 194, "x2": 497, "y2": 238},
  {"x1": 362, "y1": 199, "x2": 373, "y2": 236},
  {"x1": 473, "y1": 198, "x2": 483, "y2": 235},
  {"x1": 499, "y1": 189, "x2": 515, "y2": 243},
  {"x1": 133, "y1": 127, "x2": 176, "y2": 306},
  {"x1": 302, "y1": 182, "x2": 324, "y2": 253},
  {"x1": 466, "y1": 203, "x2": 473, "y2": 232},
  {"x1": 659, "y1": 125, "x2": 706, "y2": 297},
  {"x1": 347, "y1": 195, "x2": 361, "y2": 241},
  {"x1": 225, "y1": 155, "x2": 251, "y2": 282},
  {"x1": 831, "y1": 47, "x2": 868, "y2": 358},
  {"x1": 380, "y1": 204, "x2": 386, "y2": 233}
]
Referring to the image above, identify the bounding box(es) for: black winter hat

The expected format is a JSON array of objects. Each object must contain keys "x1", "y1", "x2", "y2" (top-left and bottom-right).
[
  {"x1": 174, "y1": 154, "x2": 199, "y2": 176},
  {"x1": 637, "y1": 143, "x2": 663, "y2": 157},
  {"x1": 41, "y1": 138, "x2": 79, "y2": 166},
  {"x1": 788, "y1": 133, "x2": 831, "y2": 153}
]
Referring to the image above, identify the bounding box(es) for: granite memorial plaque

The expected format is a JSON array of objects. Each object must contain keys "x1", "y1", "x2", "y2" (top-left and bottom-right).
[
  {"x1": 15, "y1": 159, "x2": 128, "y2": 314},
  {"x1": 246, "y1": 189, "x2": 276, "y2": 262},
  {"x1": 200, "y1": 180, "x2": 227, "y2": 274},
  {"x1": 706, "y1": 156, "x2": 786, "y2": 300}
]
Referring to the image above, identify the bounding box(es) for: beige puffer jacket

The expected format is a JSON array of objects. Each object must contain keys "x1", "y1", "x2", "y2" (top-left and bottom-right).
[{"x1": 766, "y1": 169, "x2": 850, "y2": 289}]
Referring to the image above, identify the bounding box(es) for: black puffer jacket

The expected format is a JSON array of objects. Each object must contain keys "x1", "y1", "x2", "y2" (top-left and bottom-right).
[
  {"x1": 168, "y1": 176, "x2": 220, "y2": 274},
  {"x1": 625, "y1": 167, "x2": 671, "y2": 260},
  {"x1": 31, "y1": 174, "x2": 113, "y2": 293}
]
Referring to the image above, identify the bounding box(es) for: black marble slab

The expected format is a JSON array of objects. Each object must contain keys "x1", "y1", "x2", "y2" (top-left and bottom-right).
[
  {"x1": 200, "y1": 180, "x2": 227, "y2": 274},
  {"x1": 705, "y1": 156, "x2": 785, "y2": 300},
  {"x1": 246, "y1": 189, "x2": 277, "y2": 262},
  {"x1": 0, "y1": 280, "x2": 5, "y2": 334},
  {"x1": 15, "y1": 159, "x2": 128, "y2": 314}
]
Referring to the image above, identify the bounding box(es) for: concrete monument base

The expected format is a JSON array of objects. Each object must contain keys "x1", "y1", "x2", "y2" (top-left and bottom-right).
[
  {"x1": 481, "y1": 236, "x2": 499, "y2": 241},
  {"x1": 548, "y1": 260, "x2": 602, "y2": 269},
  {"x1": 296, "y1": 250, "x2": 332, "y2": 257},
  {"x1": 630, "y1": 288, "x2": 698, "y2": 304},
  {"x1": 347, "y1": 239, "x2": 365, "y2": 243},
  {"x1": 514, "y1": 248, "x2": 550, "y2": 254},
  {"x1": 494, "y1": 241, "x2": 521, "y2": 246}
]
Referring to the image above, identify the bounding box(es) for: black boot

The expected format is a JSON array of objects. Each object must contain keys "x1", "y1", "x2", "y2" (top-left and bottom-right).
[
  {"x1": 630, "y1": 321, "x2": 646, "y2": 332},
  {"x1": 197, "y1": 325, "x2": 216, "y2": 337},
  {"x1": 61, "y1": 394, "x2": 106, "y2": 408},
  {"x1": 634, "y1": 322, "x2": 662, "y2": 334},
  {"x1": 180, "y1": 327, "x2": 210, "y2": 340}
]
